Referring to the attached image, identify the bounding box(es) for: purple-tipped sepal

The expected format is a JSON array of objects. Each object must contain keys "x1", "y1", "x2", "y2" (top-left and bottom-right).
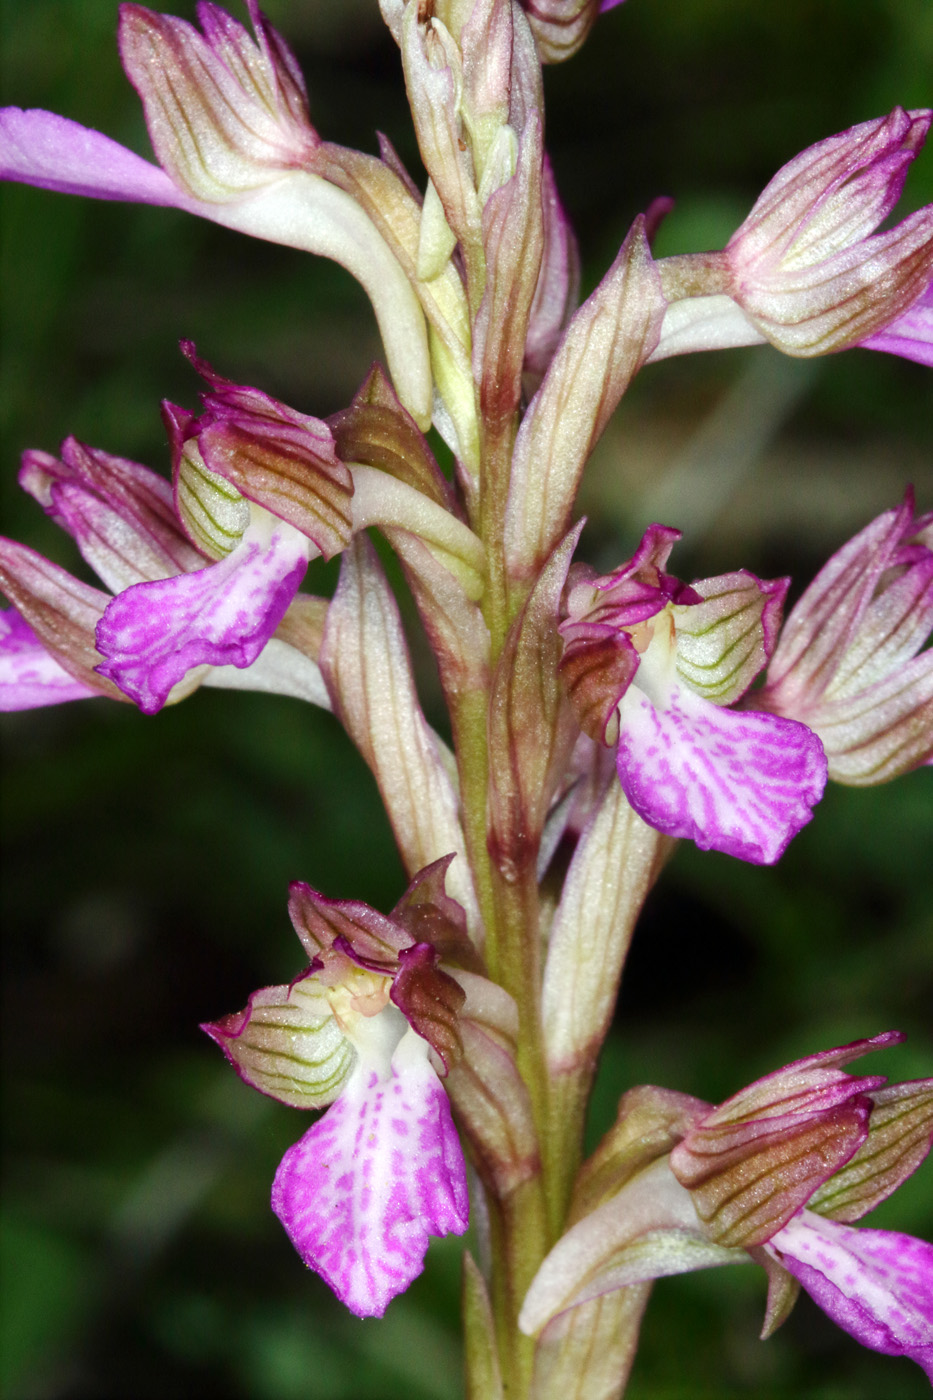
[
  {"x1": 118, "y1": 2, "x2": 318, "y2": 203},
  {"x1": 757, "y1": 494, "x2": 933, "y2": 783},
  {"x1": 725, "y1": 108, "x2": 933, "y2": 356},
  {"x1": 669, "y1": 1034, "x2": 901, "y2": 1248}
]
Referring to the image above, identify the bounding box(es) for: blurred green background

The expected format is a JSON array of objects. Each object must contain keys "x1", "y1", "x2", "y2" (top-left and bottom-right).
[{"x1": 1, "y1": 0, "x2": 931, "y2": 1395}]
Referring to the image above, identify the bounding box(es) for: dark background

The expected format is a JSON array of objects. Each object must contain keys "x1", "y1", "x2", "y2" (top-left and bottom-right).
[{"x1": 1, "y1": 0, "x2": 931, "y2": 1395}]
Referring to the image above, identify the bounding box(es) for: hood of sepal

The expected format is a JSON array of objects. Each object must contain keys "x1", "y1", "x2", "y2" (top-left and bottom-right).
[
  {"x1": 201, "y1": 969, "x2": 357, "y2": 1110},
  {"x1": 558, "y1": 524, "x2": 697, "y2": 744},
  {"x1": 118, "y1": 2, "x2": 320, "y2": 204},
  {"x1": 19, "y1": 438, "x2": 205, "y2": 591},
  {"x1": 287, "y1": 880, "x2": 412, "y2": 966},
  {"x1": 390, "y1": 855, "x2": 484, "y2": 974},
  {"x1": 523, "y1": 0, "x2": 601, "y2": 65},
  {"x1": 761, "y1": 497, "x2": 918, "y2": 709},
  {"x1": 178, "y1": 344, "x2": 355, "y2": 561},
  {"x1": 669, "y1": 1033, "x2": 902, "y2": 1248},
  {"x1": 723, "y1": 110, "x2": 933, "y2": 355},
  {"x1": 729, "y1": 110, "x2": 931, "y2": 272},
  {"x1": 807, "y1": 1078, "x2": 933, "y2": 1223}
]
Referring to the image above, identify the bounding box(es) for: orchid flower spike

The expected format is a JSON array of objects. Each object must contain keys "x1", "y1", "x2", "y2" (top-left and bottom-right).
[
  {"x1": 0, "y1": 2, "x2": 432, "y2": 424},
  {"x1": 0, "y1": 433, "x2": 330, "y2": 713},
  {"x1": 755, "y1": 493, "x2": 933, "y2": 783},
  {"x1": 653, "y1": 109, "x2": 933, "y2": 365},
  {"x1": 558, "y1": 524, "x2": 827, "y2": 863},
  {"x1": 202, "y1": 858, "x2": 470, "y2": 1317},
  {"x1": 521, "y1": 1035, "x2": 933, "y2": 1380}
]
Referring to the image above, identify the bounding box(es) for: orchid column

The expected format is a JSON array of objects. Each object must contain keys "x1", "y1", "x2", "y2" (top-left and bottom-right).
[{"x1": 1, "y1": 0, "x2": 932, "y2": 1397}]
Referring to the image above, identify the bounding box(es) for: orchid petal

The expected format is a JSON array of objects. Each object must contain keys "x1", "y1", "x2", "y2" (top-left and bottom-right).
[
  {"x1": 768, "y1": 1211, "x2": 933, "y2": 1378},
  {"x1": 202, "y1": 972, "x2": 356, "y2": 1111},
  {"x1": 0, "y1": 609, "x2": 101, "y2": 710},
  {"x1": 615, "y1": 682, "x2": 826, "y2": 863},
  {"x1": 95, "y1": 517, "x2": 309, "y2": 713},
  {"x1": 672, "y1": 571, "x2": 788, "y2": 705},
  {"x1": 0, "y1": 107, "x2": 189, "y2": 205},
  {"x1": 271, "y1": 1032, "x2": 468, "y2": 1317}
]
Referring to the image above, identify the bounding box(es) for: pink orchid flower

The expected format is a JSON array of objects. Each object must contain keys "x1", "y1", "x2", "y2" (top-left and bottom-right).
[
  {"x1": 0, "y1": 383, "x2": 340, "y2": 713},
  {"x1": 559, "y1": 524, "x2": 827, "y2": 863},
  {"x1": 521, "y1": 1035, "x2": 933, "y2": 1379},
  {"x1": 203, "y1": 862, "x2": 470, "y2": 1317},
  {"x1": 0, "y1": 1, "x2": 431, "y2": 423},
  {"x1": 652, "y1": 110, "x2": 933, "y2": 365}
]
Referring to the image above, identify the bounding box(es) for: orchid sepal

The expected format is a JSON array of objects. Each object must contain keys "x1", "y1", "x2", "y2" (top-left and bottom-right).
[
  {"x1": 668, "y1": 1033, "x2": 901, "y2": 1248},
  {"x1": 757, "y1": 494, "x2": 933, "y2": 783},
  {"x1": 0, "y1": 608, "x2": 103, "y2": 710}
]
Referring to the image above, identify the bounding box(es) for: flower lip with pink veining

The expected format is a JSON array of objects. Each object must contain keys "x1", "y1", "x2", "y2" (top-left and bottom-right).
[
  {"x1": 559, "y1": 524, "x2": 826, "y2": 863},
  {"x1": 90, "y1": 346, "x2": 355, "y2": 713}
]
